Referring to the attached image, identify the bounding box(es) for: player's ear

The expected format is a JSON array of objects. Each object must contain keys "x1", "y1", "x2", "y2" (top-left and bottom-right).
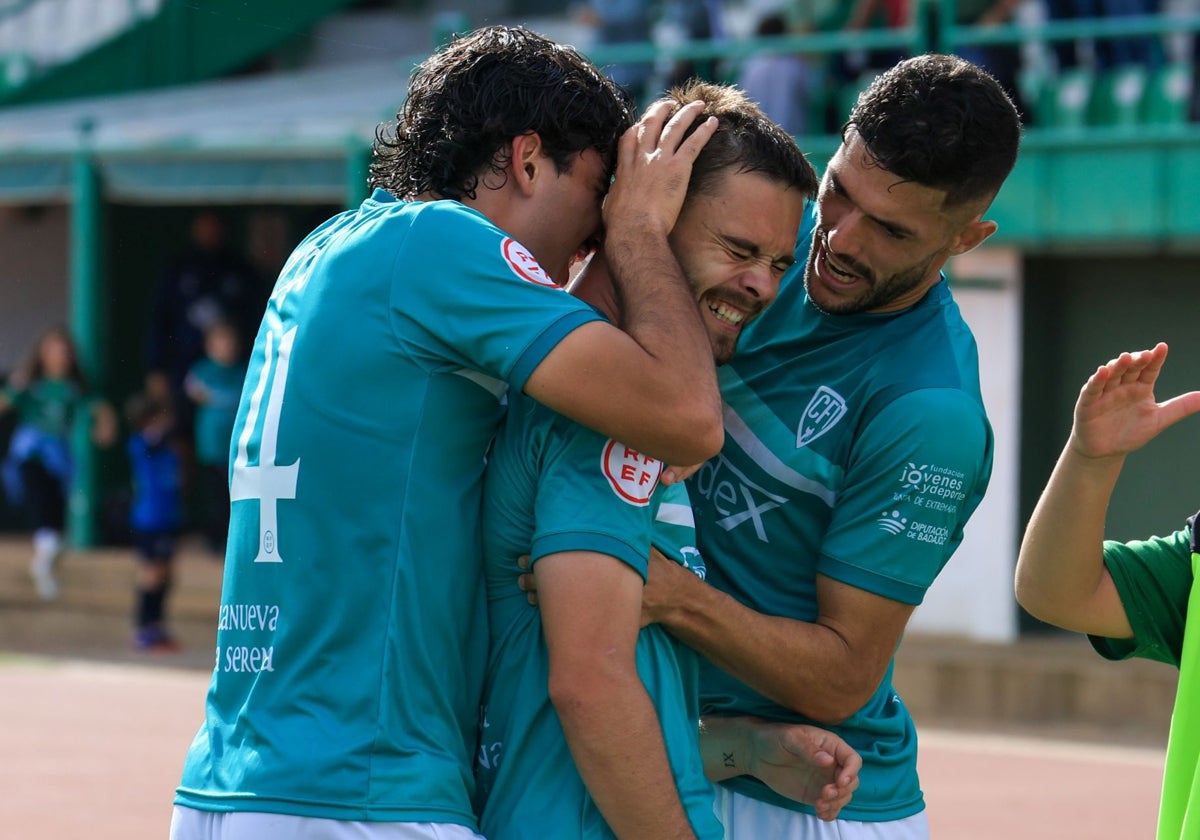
[
  {"x1": 511, "y1": 132, "x2": 544, "y2": 198},
  {"x1": 949, "y1": 218, "x2": 997, "y2": 257}
]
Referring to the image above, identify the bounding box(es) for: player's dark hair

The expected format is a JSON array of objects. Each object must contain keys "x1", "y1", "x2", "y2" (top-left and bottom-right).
[
  {"x1": 844, "y1": 53, "x2": 1021, "y2": 209},
  {"x1": 661, "y1": 79, "x2": 818, "y2": 202},
  {"x1": 370, "y1": 25, "x2": 635, "y2": 201}
]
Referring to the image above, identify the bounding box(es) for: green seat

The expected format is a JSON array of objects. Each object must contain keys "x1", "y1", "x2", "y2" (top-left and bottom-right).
[
  {"x1": 1017, "y1": 64, "x2": 1052, "y2": 126},
  {"x1": 1046, "y1": 67, "x2": 1095, "y2": 130},
  {"x1": 1091, "y1": 66, "x2": 1148, "y2": 127},
  {"x1": 1142, "y1": 63, "x2": 1192, "y2": 125}
]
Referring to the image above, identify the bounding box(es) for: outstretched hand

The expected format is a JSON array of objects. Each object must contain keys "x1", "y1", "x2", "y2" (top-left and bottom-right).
[
  {"x1": 603, "y1": 99, "x2": 717, "y2": 245},
  {"x1": 1069, "y1": 343, "x2": 1200, "y2": 460},
  {"x1": 744, "y1": 720, "x2": 861, "y2": 821}
]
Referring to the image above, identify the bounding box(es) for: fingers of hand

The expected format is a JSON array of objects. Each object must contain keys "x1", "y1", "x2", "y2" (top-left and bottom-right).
[
  {"x1": 1120, "y1": 351, "x2": 1151, "y2": 385},
  {"x1": 657, "y1": 100, "x2": 707, "y2": 152},
  {"x1": 636, "y1": 99, "x2": 675, "y2": 138}
]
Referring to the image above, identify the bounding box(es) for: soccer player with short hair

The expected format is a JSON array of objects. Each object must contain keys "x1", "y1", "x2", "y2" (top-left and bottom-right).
[{"x1": 475, "y1": 81, "x2": 858, "y2": 840}]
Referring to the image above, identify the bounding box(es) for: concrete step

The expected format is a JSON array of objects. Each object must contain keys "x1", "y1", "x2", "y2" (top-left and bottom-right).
[
  {"x1": 0, "y1": 535, "x2": 222, "y2": 670},
  {"x1": 894, "y1": 632, "x2": 1177, "y2": 745}
]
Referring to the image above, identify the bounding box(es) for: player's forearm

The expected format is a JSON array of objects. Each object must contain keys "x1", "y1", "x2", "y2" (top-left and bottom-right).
[
  {"x1": 552, "y1": 672, "x2": 696, "y2": 839},
  {"x1": 697, "y1": 714, "x2": 759, "y2": 784},
  {"x1": 698, "y1": 715, "x2": 860, "y2": 819},
  {"x1": 1015, "y1": 444, "x2": 1130, "y2": 634},
  {"x1": 652, "y1": 573, "x2": 870, "y2": 723},
  {"x1": 604, "y1": 230, "x2": 723, "y2": 457}
]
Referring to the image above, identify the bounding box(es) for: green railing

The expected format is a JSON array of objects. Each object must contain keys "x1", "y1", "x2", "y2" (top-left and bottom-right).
[{"x1": 528, "y1": 5, "x2": 1200, "y2": 140}]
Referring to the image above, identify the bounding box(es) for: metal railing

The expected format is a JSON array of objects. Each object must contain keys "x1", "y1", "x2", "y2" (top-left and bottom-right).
[{"x1": 562, "y1": 3, "x2": 1200, "y2": 141}]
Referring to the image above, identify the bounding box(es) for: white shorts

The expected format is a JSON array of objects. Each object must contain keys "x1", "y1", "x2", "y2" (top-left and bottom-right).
[
  {"x1": 169, "y1": 806, "x2": 487, "y2": 840},
  {"x1": 713, "y1": 787, "x2": 930, "y2": 840}
]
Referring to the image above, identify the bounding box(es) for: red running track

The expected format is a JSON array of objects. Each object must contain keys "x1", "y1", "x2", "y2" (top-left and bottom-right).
[{"x1": 0, "y1": 657, "x2": 1163, "y2": 839}]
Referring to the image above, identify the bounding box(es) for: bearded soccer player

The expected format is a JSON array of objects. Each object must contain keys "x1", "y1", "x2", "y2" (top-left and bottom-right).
[{"x1": 640, "y1": 55, "x2": 1022, "y2": 839}]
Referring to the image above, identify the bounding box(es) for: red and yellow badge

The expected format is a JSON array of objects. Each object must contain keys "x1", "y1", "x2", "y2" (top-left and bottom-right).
[{"x1": 602, "y1": 440, "x2": 662, "y2": 506}]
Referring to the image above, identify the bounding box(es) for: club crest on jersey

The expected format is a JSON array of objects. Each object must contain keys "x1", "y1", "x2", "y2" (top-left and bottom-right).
[
  {"x1": 796, "y1": 385, "x2": 847, "y2": 448},
  {"x1": 602, "y1": 440, "x2": 662, "y2": 506},
  {"x1": 501, "y1": 237, "x2": 558, "y2": 288}
]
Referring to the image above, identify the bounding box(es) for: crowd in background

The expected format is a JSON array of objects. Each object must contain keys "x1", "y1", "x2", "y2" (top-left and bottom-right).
[
  {"x1": 577, "y1": 0, "x2": 1200, "y2": 132},
  {"x1": 0, "y1": 210, "x2": 262, "y2": 652}
]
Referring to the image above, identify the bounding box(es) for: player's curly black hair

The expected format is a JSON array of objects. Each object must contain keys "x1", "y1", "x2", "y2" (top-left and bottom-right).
[
  {"x1": 845, "y1": 53, "x2": 1021, "y2": 209},
  {"x1": 370, "y1": 25, "x2": 636, "y2": 201}
]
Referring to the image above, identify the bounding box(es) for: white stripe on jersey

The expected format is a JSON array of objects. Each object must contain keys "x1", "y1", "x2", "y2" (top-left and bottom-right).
[
  {"x1": 453, "y1": 368, "x2": 508, "y2": 402},
  {"x1": 655, "y1": 502, "x2": 696, "y2": 528},
  {"x1": 722, "y1": 403, "x2": 838, "y2": 507}
]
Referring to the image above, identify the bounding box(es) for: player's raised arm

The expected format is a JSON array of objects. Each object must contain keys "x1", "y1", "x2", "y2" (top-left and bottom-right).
[
  {"x1": 1015, "y1": 343, "x2": 1200, "y2": 637},
  {"x1": 525, "y1": 101, "x2": 723, "y2": 467}
]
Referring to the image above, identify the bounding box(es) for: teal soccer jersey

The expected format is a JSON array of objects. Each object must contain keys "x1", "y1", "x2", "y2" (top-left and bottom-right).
[
  {"x1": 175, "y1": 190, "x2": 604, "y2": 826},
  {"x1": 690, "y1": 205, "x2": 993, "y2": 821},
  {"x1": 477, "y1": 392, "x2": 721, "y2": 840}
]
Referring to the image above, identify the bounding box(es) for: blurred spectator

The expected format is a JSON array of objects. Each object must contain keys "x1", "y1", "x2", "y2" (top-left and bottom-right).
[
  {"x1": 956, "y1": 0, "x2": 1032, "y2": 123},
  {"x1": 124, "y1": 392, "x2": 182, "y2": 653},
  {"x1": 1045, "y1": 0, "x2": 1093, "y2": 69},
  {"x1": 0, "y1": 326, "x2": 116, "y2": 600},
  {"x1": 576, "y1": 0, "x2": 656, "y2": 103},
  {"x1": 664, "y1": 0, "x2": 727, "y2": 87},
  {"x1": 789, "y1": 0, "x2": 910, "y2": 132},
  {"x1": 840, "y1": 0, "x2": 910, "y2": 79},
  {"x1": 1047, "y1": 0, "x2": 1163, "y2": 70},
  {"x1": 145, "y1": 210, "x2": 264, "y2": 443},
  {"x1": 738, "y1": 12, "x2": 818, "y2": 136},
  {"x1": 184, "y1": 320, "x2": 246, "y2": 556},
  {"x1": 1098, "y1": 0, "x2": 1162, "y2": 68}
]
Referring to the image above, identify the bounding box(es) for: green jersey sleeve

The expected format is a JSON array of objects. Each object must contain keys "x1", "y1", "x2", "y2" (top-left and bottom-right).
[{"x1": 1091, "y1": 525, "x2": 1193, "y2": 667}]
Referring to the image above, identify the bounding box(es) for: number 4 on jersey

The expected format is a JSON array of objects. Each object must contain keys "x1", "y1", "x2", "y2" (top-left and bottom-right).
[{"x1": 231, "y1": 327, "x2": 300, "y2": 564}]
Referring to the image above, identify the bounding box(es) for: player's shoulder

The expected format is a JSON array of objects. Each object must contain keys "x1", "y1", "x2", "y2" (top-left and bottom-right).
[
  {"x1": 404, "y1": 198, "x2": 498, "y2": 240},
  {"x1": 866, "y1": 286, "x2": 982, "y2": 391}
]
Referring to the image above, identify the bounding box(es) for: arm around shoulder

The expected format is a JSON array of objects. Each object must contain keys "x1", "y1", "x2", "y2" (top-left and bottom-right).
[
  {"x1": 524, "y1": 321, "x2": 723, "y2": 467},
  {"x1": 523, "y1": 101, "x2": 725, "y2": 466},
  {"x1": 642, "y1": 549, "x2": 912, "y2": 724}
]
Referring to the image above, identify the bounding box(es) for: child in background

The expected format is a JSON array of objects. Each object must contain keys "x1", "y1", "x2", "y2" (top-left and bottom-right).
[
  {"x1": 184, "y1": 320, "x2": 246, "y2": 556},
  {"x1": 0, "y1": 326, "x2": 115, "y2": 600},
  {"x1": 125, "y1": 392, "x2": 182, "y2": 652}
]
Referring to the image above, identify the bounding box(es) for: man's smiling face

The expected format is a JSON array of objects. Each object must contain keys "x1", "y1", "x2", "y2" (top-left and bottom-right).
[{"x1": 670, "y1": 169, "x2": 806, "y2": 365}]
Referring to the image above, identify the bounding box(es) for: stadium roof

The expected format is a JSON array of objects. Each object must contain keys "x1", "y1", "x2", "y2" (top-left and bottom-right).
[{"x1": 0, "y1": 59, "x2": 409, "y2": 203}]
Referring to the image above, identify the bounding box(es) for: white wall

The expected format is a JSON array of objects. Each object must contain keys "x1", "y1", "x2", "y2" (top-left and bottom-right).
[
  {"x1": 908, "y1": 247, "x2": 1024, "y2": 643},
  {"x1": 0, "y1": 205, "x2": 70, "y2": 375}
]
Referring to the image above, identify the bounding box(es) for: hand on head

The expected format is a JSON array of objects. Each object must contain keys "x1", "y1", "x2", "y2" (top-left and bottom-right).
[{"x1": 603, "y1": 100, "x2": 717, "y2": 244}]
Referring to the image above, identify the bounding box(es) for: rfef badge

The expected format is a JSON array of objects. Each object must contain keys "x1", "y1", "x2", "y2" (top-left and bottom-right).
[{"x1": 602, "y1": 441, "x2": 662, "y2": 506}]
